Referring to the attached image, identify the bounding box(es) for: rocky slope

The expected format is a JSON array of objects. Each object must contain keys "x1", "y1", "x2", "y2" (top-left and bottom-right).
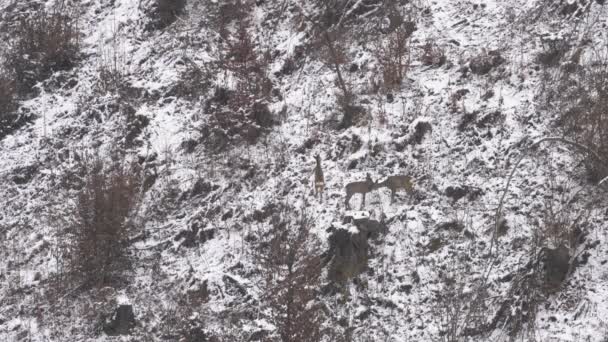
[{"x1": 1, "y1": 0, "x2": 608, "y2": 341}]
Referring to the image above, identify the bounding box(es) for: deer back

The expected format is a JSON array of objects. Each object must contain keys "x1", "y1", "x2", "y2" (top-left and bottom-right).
[
  {"x1": 388, "y1": 175, "x2": 413, "y2": 192},
  {"x1": 346, "y1": 179, "x2": 374, "y2": 194}
]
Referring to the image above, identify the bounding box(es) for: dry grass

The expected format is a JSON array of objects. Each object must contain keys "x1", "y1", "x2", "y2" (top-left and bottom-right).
[
  {"x1": 6, "y1": 5, "x2": 79, "y2": 94},
  {"x1": 66, "y1": 156, "x2": 141, "y2": 289},
  {"x1": 373, "y1": 26, "x2": 413, "y2": 91},
  {"x1": 556, "y1": 49, "x2": 608, "y2": 181}
]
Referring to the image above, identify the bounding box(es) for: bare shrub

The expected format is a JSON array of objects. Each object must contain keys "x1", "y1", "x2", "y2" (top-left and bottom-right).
[
  {"x1": 539, "y1": 176, "x2": 590, "y2": 250},
  {"x1": 0, "y1": 68, "x2": 19, "y2": 138},
  {"x1": 6, "y1": 5, "x2": 79, "y2": 94},
  {"x1": 556, "y1": 49, "x2": 608, "y2": 181},
  {"x1": 222, "y1": 18, "x2": 272, "y2": 105},
  {"x1": 256, "y1": 206, "x2": 325, "y2": 342},
  {"x1": 157, "y1": 0, "x2": 186, "y2": 27},
  {"x1": 171, "y1": 60, "x2": 212, "y2": 100},
  {"x1": 373, "y1": 26, "x2": 413, "y2": 91},
  {"x1": 96, "y1": 42, "x2": 130, "y2": 95},
  {"x1": 536, "y1": 38, "x2": 569, "y2": 67},
  {"x1": 420, "y1": 38, "x2": 446, "y2": 67},
  {"x1": 65, "y1": 155, "x2": 141, "y2": 289},
  {"x1": 200, "y1": 13, "x2": 274, "y2": 153}
]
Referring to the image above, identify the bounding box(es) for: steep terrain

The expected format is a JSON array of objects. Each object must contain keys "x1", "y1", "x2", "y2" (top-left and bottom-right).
[{"x1": 1, "y1": 0, "x2": 608, "y2": 341}]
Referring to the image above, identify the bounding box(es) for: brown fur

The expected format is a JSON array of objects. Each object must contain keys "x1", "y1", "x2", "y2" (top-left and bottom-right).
[{"x1": 373, "y1": 175, "x2": 414, "y2": 203}]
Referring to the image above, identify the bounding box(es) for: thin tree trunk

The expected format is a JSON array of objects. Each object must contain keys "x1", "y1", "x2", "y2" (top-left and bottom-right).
[{"x1": 323, "y1": 31, "x2": 352, "y2": 128}]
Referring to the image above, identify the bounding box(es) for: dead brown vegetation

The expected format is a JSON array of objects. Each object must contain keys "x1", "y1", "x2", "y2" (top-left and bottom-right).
[
  {"x1": 6, "y1": 4, "x2": 80, "y2": 94},
  {"x1": 256, "y1": 206, "x2": 325, "y2": 342},
  {"x1": 65, "y1": 156, "x2": 141, "y2": 289}
]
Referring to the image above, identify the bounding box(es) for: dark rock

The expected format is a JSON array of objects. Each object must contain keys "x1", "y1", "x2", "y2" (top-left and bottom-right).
[
  {"x1": 125, "y1": 114, "x2": 150, "y2": 148},
  {"x1": 191, "y1": 179, "x2": 217, "y2": 198},
  {"x1": 497, "y1": 219, "x2": 509, "y2": 237},
  {"x1": 187, "y1": 279, "x2": 210, "y2": 305},
  {"x1": 352, "y1": 217, "x2": 388, "y2": 239},
  {"x1": 221, "y1": 209, "x2": 233, "y2": 221},
  {"x1": 409, "y1": 120, "x2": 432, "y2": 145},
  {"x1": 458, "y1": 111, "x2": 477, "y2": 131},
  {"x1": 174, "y1": 225, "x2": 200, "y2": 248},
  {"x1": 103, "y1": 305, "x2": 136, "y2": 336},
  {"x1": 411, "y1": 271, "x2": 420, "y2": 283},
  {"x1": 325, "y1": 216, "x2": 387, "y2": 284},
  {"x1": 279, "y1": 57, "x2": 296, "y2": 75},
  {"x1": 470, "y1": 50, "x2": 504, "y2": 75},
  {"x1": 542, "y1": 245, "x2": 570, "y2": 291},
  {"x1": 427, "y1": 237, "x2": 443, "y2": 252},
  {"x1": 12, "y1": 164, "x2": 38, "y2": 185},
  {"x1": 142, "y1": 172, "x2": 158, "y2": 192},
  {"x1": 399, "y1": 283, "x2": 413, "y2": 294},
  {"x1": 326, "y1": 226, "x2": 369, "y2": 283},
  {"x1": 445, "y1": 185, "x2": 483, "y2": 202},
  {"x1": 477, "y1": 110, "x2": 504, "y2": 128},
  {"x1": 223, "y1": 275, "x2": 248, "y2": 297},
  {"x1": 200, "y1": 228, "x2": 216, "y2": 243},
  {"x1": 249, "y1": 329, "x2": 270, "y2": 341},
  {"x1": 251, "y1": 202, "x2": 278, "y2": 223},
  {"x1": 356, "y1": 308, "x2": 373, "y2": 320},
  {"x1": 181, "y1": 138, "x2": 198, "y2": 154},
  {"x1": 574, "y1": 251, "x2": 590, "y2": 267},
  {"x1": 145, "y1": 0, "x2": 187, "y2": 31},
  {"x1": 436, "y1": 220, "x2": 464, "y2": 232},
  {"x1": 250, "y1": 101, "x2": 274, "y2": 128},
  {"x1": 295, "y1": 136, "x2": 320, "y2": 154},
  {"x1": 445, "y1": 185, "x2": 468, "y2": 202},
  {"x1": 481, "y1": 89, "x2": 494, "y2": 101}
]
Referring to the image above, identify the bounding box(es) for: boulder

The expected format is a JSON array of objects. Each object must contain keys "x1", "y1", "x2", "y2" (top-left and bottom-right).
[
  {"x1": 103, "y1": 305, "x2": 136, "y2": 336},
  {"x1": 326, "y1": 215, "x2": 387, "y2": 284},
  {"x1": 543, "y1": 245, "x2": 570, "y2": 291}
]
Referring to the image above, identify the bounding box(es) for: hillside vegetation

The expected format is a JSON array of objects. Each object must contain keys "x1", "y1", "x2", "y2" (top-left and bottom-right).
[{"x1": 1, "y1": 0, "x2": 608, "y2": 341}]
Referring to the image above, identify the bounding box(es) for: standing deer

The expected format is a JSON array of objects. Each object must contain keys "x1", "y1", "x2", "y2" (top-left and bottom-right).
[
  {"x1": 373, "y1": 175, "x2": 414, "y2": 203},
  {"x1": 345, "y1": 173, "x2": 375, "y2": 209},
  {"x1": 313, "y1": 154, "x2": 325, "y2": 201}
]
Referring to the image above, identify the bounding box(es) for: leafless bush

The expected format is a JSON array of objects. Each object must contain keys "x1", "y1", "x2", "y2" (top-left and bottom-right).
[
  {"x1": 96, "y1": 42, "x2": 130, "y2": 95},
  {"x1": 0, "y1": 68, "x2": 19, "y2": 138},
  {"x1": 373, "y1": 26, "x2": 413, "y2": 91},
  {"x1": 222, "y1": 19, "x2": 273, "y2": 105},
  {"x1": 145, "y1": 0, "x2": 186, "y2": 30},
  {"x1": 171, "y1": 60, "x2": 212, "y2": 100},
  {"x1": 555, "y1": 48, "x2": 608, "y2": 181},
  {"x1": 199, "y1": 15, "x2": 274, "y2": 153},
  {"x1": 65, "y1": 155, "x2": 141, "y2": 289},
  {"x1": 256, "y1": 206, "x2": 325, "y2": 342},
  {"x1": 6, "y1": 5, "x2": 79, "y2": 94},
  {"x1": 536, "y1": 38, "x2": 570, "y2": 67},
  {"x1": 157, "y1": 0, "x2": 186, "y2": 27},
  {"x1": 539, "y1": 175, "x2": 590, "y2": 250},
  {"x1": 435, "y1": 285, "x2": 470, "y2": 342},
  {"x1": 420, "y1": 38, "x2": 446, "y2": 67}
]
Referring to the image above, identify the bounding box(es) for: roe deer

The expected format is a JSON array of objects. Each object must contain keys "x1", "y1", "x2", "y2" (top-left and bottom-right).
[
  {"x1": 345, "y1": 173, "x2": 375, "y2": 209},
  {"x1": 373, "y1": 175, "x2": 414, "y2": 203},
  {"x1": 313, "y1": 154, "x2": 325, "y2": 200}
]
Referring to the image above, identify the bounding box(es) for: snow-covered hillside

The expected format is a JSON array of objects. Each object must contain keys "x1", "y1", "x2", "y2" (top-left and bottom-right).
[{"x1": 2, "y1": 0, "x2": 608, "y2": 341}]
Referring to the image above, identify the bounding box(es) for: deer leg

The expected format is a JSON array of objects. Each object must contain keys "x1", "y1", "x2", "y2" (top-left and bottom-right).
[
  {"x1": 391, "y1": 190, "x2": 395, "y2": 204},
  {"x1": 345, "y1": 194, "x2": 351, "y2": 209},
  {"x1": 361, "y1": 193, "x2": 366, "y2": 209}
]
